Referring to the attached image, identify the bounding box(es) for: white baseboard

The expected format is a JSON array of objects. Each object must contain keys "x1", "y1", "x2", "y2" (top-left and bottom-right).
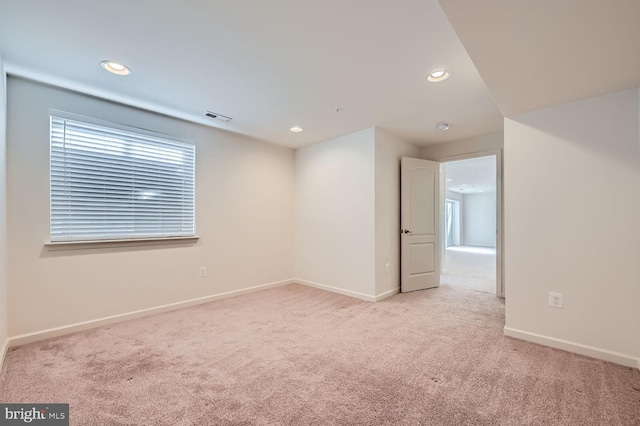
[
  {"x1": 8, "y1": 279, "x2": 294, "y2": 348},
  {"x1": 294, "y1": 280, "x2": 400, "y2": 303},
  {"x1": 295, "y1": 279, "x2": 377, "y2": 302},
  {"x1": 0, "y1": 338, "x2": 9, "y2": 373},
  {"x1": 374, "y1": 287, "x2": 400, "y2": 301},
  {"x1": 504, "y1": 326, "x2": 640, "y2": 369}
]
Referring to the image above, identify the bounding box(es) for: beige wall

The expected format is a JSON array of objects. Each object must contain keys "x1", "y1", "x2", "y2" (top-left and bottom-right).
[
  {"x1": 6, "y1": 78, "x2": 295, "y2": 337},
  {"x1": 294, "y1": 127, "x2": 419, "y2": 300},
  {"x1": 504, "y1": 88, "x2": 640, "y2": 364},
  {"x1": 374, "y1": 128, "x2": 419, "y2": 296},
  {"x1": 294, "y1": 128, "x2": 376, "y2": 298},
  {"x1": 0, "y1": 56, "x2": 8, "y2": 353},
  {"x1": 421, "y1": 132, "x2": 503, "y2": 161}
]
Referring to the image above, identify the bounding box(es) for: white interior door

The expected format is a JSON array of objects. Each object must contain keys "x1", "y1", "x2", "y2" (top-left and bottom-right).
[{"x1": 401, "y1": 157, "x2": 440, "y2": 292}]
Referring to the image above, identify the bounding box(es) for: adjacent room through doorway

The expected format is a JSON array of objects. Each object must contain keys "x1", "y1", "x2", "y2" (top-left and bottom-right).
[{"x1": 441, "y1": 156, "x2": 498, "y2": 295}]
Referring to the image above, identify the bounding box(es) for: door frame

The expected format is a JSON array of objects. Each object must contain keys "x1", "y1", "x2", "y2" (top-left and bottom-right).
[{"x1": 439, "y1": 149, "x2": 504, "y2": 298}]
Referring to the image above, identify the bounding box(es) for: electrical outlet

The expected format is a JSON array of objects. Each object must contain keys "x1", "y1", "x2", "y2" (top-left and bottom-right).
[
  {"x1": 199, "y1": 266, "x2": 207, "y2": 278},
  {"x1": 548, "y1": 292, "x2": 563, "y2": 309},
  {"x1": 385, "y1": 262, "x2": 390, "y2": 274}
]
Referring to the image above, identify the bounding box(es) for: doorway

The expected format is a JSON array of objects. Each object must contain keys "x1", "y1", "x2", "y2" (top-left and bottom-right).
[{"x1": 440, "y1": 154, "x2": 502, "y2": 296}]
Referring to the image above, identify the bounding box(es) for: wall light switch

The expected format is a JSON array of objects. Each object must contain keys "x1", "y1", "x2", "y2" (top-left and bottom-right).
[
  {"x1": 548, "y1": 292, "x2": 563, "y2": 309},
  {"x1": 199, "y1": 266, "x2": 207, "y2": 278}
]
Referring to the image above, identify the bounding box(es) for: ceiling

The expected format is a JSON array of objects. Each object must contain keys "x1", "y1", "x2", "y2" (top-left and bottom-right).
[
  {"x1": 438, "y1": 0, "x2": 640, "y2": 117},
  {"x1": 444, "y1": 156, "x2": 496, "y2": 194},
  {"x1": 0, "y1": 0, "x2": 504, "y2": 149}
]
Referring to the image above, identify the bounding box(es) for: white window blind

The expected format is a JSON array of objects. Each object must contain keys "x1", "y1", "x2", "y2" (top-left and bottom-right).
[{"x1": 50, "y1": 115, "x2": 196, "y2": 242}]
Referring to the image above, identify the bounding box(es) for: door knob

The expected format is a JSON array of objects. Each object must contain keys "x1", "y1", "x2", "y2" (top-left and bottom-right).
[{"x1": 401, "y1": 229, "x2": 412, "y2": 234}]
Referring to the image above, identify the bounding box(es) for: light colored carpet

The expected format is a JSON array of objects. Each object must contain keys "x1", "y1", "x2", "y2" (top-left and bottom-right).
[
  {"x1": 443, "y1": 246, "x2": 496, "y2": 294},
  {"x1": 1, "y1": 284, "x2": 639, "y2": 425}
]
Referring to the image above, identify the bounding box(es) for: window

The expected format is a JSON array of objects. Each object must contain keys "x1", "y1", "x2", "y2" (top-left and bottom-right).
[
  {"x1": 444, "y1": 199, "x2": 460, "y2": 247},
  {"x1": 50, "y1": 113, "x2": 195, "y2": 242}
]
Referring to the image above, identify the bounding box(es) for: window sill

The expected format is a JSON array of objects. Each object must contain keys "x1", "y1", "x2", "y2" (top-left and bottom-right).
[{"x1": 45, "y1": 236, "x2": 200, "y2": 250}]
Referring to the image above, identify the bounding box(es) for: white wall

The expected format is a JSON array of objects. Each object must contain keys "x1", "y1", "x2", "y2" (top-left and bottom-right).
[
  {"x1": 421, "y1": 132, "x2": 503, "y2": 161},
  {"x1": 463, "y1": 192, "x2": 496, "y2": 247},
  {"x1": 295, "y1": 128, "x2": 376, "y2": 298},
  {"x1": 6, "y1": 78, "x2": 295, "y2": 337},
  {"x1": 0, "y1": 56, "x2": 8, "y2": 357},
  {"x1": 374, "y1": 128, "x2": 420, "y2": 297},
  {"x1": 504, "y1": 88, "x2": 640, "y2": 365}
]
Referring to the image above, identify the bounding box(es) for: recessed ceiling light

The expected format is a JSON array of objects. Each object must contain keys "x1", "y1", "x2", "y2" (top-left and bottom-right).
[
  {"x1": 461, "y1": 184, "x2": 468, "y2": 187},
  {"x1": 446, "y1": 179, "x2": 453, "y2": 182},
  {"x1": 101, "y1": 60, "x2": 131, "y2": 76},
  {"x1": 290, "y1": 126, "x2": 303, "y2": 133},
  {"x1": 437, "y1": 123, "x2": 450, "y2": 131},
  {"x1": 427, "y1": 69, "x2": 451, "y2": 82},
  {"x1": 479, "y1": 190, "x2": 484, "y2": 193}
]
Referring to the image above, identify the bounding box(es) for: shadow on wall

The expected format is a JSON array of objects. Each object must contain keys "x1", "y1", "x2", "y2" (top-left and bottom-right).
[
  {"x1": 508, "y1": 89, "x2": 639, "y2": 172},
  {"x1": 39, "y1": 240, "x2": 200, "y2": 258}
]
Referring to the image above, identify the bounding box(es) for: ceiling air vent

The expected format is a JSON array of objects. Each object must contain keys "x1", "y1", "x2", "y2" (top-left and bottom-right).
[{"x1": 204, "y1": 111, "x2": 232, "y2": 123}]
